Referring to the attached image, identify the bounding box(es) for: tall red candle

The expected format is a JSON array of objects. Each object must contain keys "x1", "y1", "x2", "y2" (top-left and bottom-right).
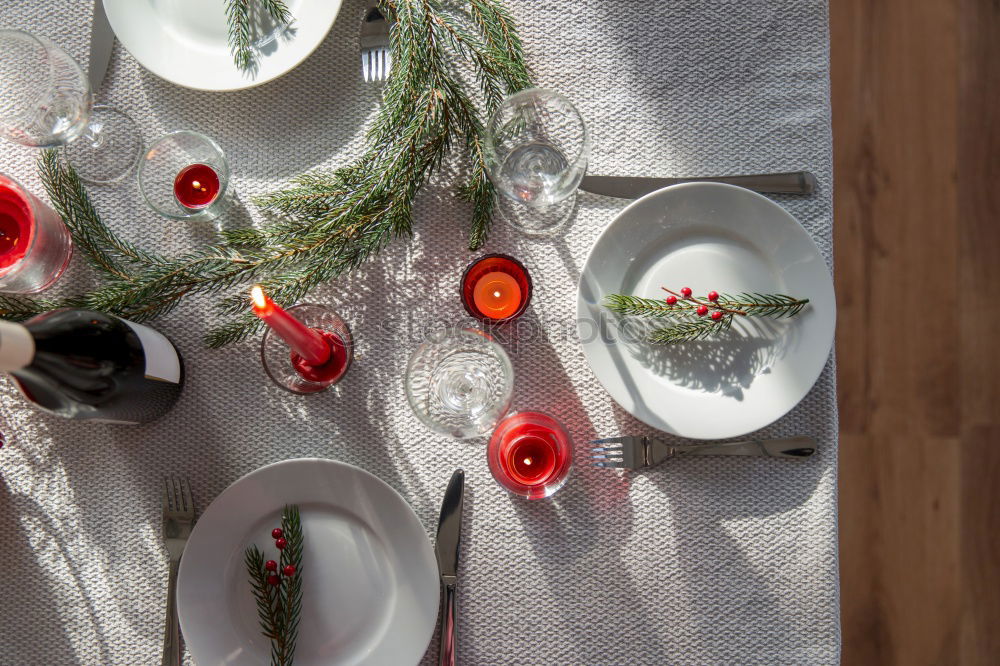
[{"x1": 251, "y1": 286, "x2": 331, "y2": 367}]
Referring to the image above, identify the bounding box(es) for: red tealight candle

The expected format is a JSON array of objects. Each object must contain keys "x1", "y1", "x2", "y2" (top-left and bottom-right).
[
  {"x1": 0, "y1": 184, "x2": 32, "y2": 270},
  {"x1": 488, "y1": 411, "x2": 573, "y2": 499},
  {"x1": 174, "y1": 163, "x2": 221, "y2": 209},
  {"x1": 460, "y1": 254, "x2": 532, "y2": 323},
  {"x1": 251, "y1": 286, "x2": 331, "y2": 367}
]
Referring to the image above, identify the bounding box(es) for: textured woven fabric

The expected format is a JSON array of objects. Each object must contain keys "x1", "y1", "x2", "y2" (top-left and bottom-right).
[{"x1": 0, "y1": 1, "x2": 839, "y2": 664}]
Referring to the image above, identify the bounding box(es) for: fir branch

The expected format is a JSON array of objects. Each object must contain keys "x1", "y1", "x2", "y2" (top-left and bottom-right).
[
  {"x1": 605, "y1": 288, "x2": 810, "y2": 344},
  {"x1": 226, "y1": 0, "x2": 254, "y2": 70},
  {"x1": 648, "y1": 315, "x2": 735, "y2": 344},
  {"x1": 227, "y1": 0, "x2": 293, "y2": 71},
  {"x1": 245, "y1": 505, "x2": 303, "y2": 666},
  {"x1": 26, "y1": 2, "x2": 531, "y2": 346}
]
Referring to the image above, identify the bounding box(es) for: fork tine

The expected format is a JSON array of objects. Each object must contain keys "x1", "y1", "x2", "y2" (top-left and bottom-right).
[
  {"x1": 164, "y1": 476, "x2": 176, "y2": 511},
  {"x1": 376, "y1": 49, "x2": 383, "y2": 81},
  {"x1": 384, "y1": 48, "x2": 392, "y2": 78},
  {"x1": 361, "y1": 51, "x2": 369, "y2": 82},
  {"x1": 590, "y1": 437, "x2": 627, "y2": 445},
  {"x1": 591, "y1": 445, "x2": 623, "y2": 453},
  {"x1": 180, "y1": 478, "x2": 193, "y2": 515}
]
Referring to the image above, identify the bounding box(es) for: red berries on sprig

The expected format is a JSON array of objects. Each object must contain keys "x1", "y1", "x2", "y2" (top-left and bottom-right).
[
  {"x1": 662, "y1": 286, "x2": 746, "y2": 320},
  {"x1": 260, "y1": 524, "x2": 295, "y2": 586}
]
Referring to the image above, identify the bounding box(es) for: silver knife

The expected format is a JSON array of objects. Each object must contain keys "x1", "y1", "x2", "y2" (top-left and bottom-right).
[
  {"x1": 579, "y1": 171, "x2": 818, "y2": 198},
  {"x1": 88, "y1": 0, "x2": 115, "y2": 92},
  {"x1": 435, "y1": 469, "x2": 465, "y2": 666}
]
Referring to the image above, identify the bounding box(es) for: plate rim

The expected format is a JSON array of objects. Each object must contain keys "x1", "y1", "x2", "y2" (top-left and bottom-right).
[
  {"x1": 103, "y1": 0, "x2": 344, "y2": 91},
  {"x1": 575, "y1": 181, "x2": 836, "y2": 439},
  {"x1": 176, "y1": 457, "x2": 439, "y2": 665}
]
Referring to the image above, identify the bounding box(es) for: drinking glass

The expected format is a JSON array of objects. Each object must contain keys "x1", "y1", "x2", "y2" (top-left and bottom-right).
[
  {"x1": 484, "y1": 88, "x2": 590, "y2": 234},
  {"x1": 488, "y1": 411, "x2": 573, "y2": 499},
  {"x1": 0, "y1": 29, "x2": 142, "y2": 184},
  {"x1": 405, "y1": 327, "x2": 514, "y2": 439},
  {"x1": 138, "y1": 131, "x2": 230, "y2": 222},
  {"x1": 0, "y1": 172, "x2": 72, "y2": 293}
]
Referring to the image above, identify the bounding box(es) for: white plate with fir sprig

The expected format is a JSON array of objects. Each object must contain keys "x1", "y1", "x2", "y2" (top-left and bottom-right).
[
  {"x1": 177, "y1": 458, "x2": 439, "y2": 665},
  {"x1": 104, "y1": 0, "x2": 343, "y2": 91},
  {"x1": 576, "y1": 182, "x2": 836, "y2": 439}
]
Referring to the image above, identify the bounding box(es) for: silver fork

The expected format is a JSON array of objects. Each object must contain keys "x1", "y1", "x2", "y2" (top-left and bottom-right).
[
  {"x1": 162, "y1": 476, "x2": 194, "y2": 666},
  {"x1": 360, "y1": 7, "x2": 391, "y2": 82},
  {"x1": 590, "y1": 435, "x2": 817, "y2": 469}
]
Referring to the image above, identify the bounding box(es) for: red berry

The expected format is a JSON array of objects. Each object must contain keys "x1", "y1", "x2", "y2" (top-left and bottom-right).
[
  {"x1": 707, "y1": 291, "x2": 719, "y2": 302},
  {"x1": 271, "y1": 528, "x2": 283, "y2": 539},
  {"x1": 680, "y1": 287, "x2": 692, "y2": 298},
  {"x1": 282, "y1": 564, "x2": 297, "y2": 577},
  {"x1": 265, "y1": 560, "x2": 278, "y2": 572},
  {"x1": 665, "y1": 295, "x2": 678, "y2": 306},
  {"x1": 275, "y1": 537, "x2": 287, "y2": 550},
  {"x1": 711, "y1": 310, "x2": 723, "y2": 321},
  {"x1": 696, "y1": 305, "x2": 709, "y2": 316},
  {"x1": 267, "y1": 574, "x2": 280, "y2": 586}
]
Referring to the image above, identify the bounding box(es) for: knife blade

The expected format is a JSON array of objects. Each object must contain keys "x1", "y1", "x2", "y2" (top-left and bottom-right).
[
  {"x1": 88, "y1": 0, "x2": 115, "y2": 92},
  {"x1": 579, "y1": 171, "x2": 817, "y2": 198},
  {"x1": 434, "y1": 469, "x2": 464, "y2": 666}
]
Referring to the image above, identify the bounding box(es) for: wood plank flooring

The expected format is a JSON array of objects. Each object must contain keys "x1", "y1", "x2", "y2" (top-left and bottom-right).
[{"x1": 830, "y1": 0, "x2": 999, "y2": 663}]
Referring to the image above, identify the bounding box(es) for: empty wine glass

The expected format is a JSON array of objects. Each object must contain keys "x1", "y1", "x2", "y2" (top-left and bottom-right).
[
  {"x1": 0, "y1": 29, "x2": 142, "y2": 184},
  {"x1": 484, "y1": 88, "x2": 590, "y2": 235},
  {"x1": 405, "y1": 327, "x2": 514, "y2": 439}
]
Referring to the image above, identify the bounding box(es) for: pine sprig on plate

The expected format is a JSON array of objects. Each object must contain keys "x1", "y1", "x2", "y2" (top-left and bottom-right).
[
  {"x1": 604, "y1": 287, "x2": 809, "y2": 345},
  {"x1": 226, "y1": 0, "x2": 293, "y2": 70},
  {"x1": 244, "y1": 505, "x2": 303, "y2": 666}
]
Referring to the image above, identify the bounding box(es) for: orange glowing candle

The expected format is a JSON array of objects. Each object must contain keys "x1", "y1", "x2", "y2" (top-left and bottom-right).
[
  {"x1": 250, "y1": 286, "x2": 331, "y2": 367},
  {"x1": 472, "y1": 271, "x2": 522, "y2": 320}
]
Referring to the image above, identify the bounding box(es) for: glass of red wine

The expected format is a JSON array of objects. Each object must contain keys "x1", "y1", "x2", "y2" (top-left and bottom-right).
[
  {"x1": 0, "y1": 172, "x2": 73, "y2": 293},
  {"x1": 488, "y1": 411, "x2": 573, "y2": 499},
  {"x1": 138, "y1": 131, "x2": 229, "y2": 222}
]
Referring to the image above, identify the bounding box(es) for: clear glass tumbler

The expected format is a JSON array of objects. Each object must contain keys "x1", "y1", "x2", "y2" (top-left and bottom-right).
[
  {"x1": 405, "y1": 327, "x2": 514, "y2": 439},
  {"x1": 0, "y1": 172, "x2": 72, "y2": 293},
  {"x1": 484, "y1": 88, "x2": 590, "y2": 234},
  {"x1": 0, "y1": 29, "x2": 142, "y2": 184},
  {"x1": 138, "y1": 131, "x2": 230, "y2": 222}
]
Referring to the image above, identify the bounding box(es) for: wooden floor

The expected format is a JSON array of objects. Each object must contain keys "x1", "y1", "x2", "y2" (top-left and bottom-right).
[{"x1": 830, "y1": 0, "x2": 999, "y2": 663}]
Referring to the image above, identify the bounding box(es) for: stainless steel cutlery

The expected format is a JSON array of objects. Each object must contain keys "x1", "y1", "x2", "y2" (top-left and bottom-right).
[
  {"x1": 360, "y1": 6, "x2": 392, "y2": 82},
  {"x1": 161, "y1": 476, "x2": 194, "y2": 666},
  {"x1": 434, "y1": 470, "x2": 465, "y2": 666},
  {"x1": 590, "y1": 435, "x2": 817, "y2": 470},
  {"x1": 579, "y1": 171, "x2": 817, "y2": 198}
]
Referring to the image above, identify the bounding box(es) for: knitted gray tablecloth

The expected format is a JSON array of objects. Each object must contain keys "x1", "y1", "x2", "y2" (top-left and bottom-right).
[{"x1": 0, "y1": 1, "x2": 839, "y2": 663}]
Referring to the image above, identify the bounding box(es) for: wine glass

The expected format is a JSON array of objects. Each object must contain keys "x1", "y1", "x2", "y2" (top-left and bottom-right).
[
  {"x1": 484, "y1": 88, "x2": 590, "y2": 235},
  {"x1": 0, "y1": 29, "x2": 142, "y2": 184},
  {"x1": 405, "y1": 327, "x2": 514, "y2": 439}
]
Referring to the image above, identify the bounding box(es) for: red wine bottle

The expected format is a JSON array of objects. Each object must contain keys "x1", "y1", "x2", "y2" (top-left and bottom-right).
[{"x1": 0, "y1": 309, "x2": 184, "y2": 424}]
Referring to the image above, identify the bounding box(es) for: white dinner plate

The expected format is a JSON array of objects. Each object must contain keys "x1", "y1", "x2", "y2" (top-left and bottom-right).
[
  {"x1": 104, "y1": 0, "x2": 343, "y2": 91},
  {"x1": 577, "y1": 183, "x2": 836, "y2": 439},
  {"x1": 177, "y1": 458, "x2": 439, "y2": 665}
]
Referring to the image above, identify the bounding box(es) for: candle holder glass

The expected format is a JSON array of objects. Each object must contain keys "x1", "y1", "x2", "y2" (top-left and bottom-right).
[
  {"x1": 0, "y1": 172, "x2": 73, "y2": 293},
  {"x1": 405, "y1": 327, "x2": 514, "y2": 439},
  {"x1": 260, "y1": 304, "x2": 353, "y2": 394},
  {"x1": 488, "y1": 411, "x2": 573, "y2": 499},
  {"x1": 460, "y1": 254, "x2": 532, "y2": 324},
  {"x1": 138, "y1": 130, "x2": 230, "y2": 222}
]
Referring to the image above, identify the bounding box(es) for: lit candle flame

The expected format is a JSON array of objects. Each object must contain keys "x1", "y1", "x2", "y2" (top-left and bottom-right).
[
  {"x1": 250, "y1": 285, "x2": 267, "y2": 309},
  {"x1": 523, "y1": 457, "x2": 532, "y2": 466}
]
